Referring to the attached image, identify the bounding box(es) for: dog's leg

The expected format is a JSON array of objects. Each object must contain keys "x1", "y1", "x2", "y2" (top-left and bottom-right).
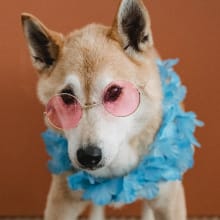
[
  {"x1": 150, "y1": 181, "x2": 187, "y2": 220},
  {"x1": 141, "y1": 201, "x2": 155, "y2": 220},
  {"x1": 89, "y1": 205, "x2": 105, "y2": 220},
  {"x1": 44, "y1": 174, "x2": 88, "y2": 220}
]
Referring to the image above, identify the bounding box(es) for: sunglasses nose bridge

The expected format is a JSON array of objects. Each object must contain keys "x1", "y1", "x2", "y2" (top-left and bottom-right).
[{"x1": 82, "y1": 102, "x2": 100, "y2": 110}]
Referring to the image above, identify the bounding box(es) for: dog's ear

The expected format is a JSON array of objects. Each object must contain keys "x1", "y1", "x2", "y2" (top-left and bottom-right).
[
  {"x1": 21, "y1": 13, "x2": 64, "y2": 73},
  {"x1": 110, "y1": 0, "x2": 153, "y2": 57}
]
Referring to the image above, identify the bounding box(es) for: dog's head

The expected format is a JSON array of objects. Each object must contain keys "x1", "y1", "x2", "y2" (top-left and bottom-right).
[{"x1": 21, "y1": 0, "x2": 162, "y2": 178}]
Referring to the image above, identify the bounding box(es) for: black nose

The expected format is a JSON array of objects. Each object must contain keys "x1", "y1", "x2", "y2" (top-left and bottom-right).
[{"x1": 77, "y1": 145, "x2": 102, "y2": 169}]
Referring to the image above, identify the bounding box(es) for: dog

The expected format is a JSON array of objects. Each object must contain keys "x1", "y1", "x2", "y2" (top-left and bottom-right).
[{"x1": 21, "y1": 0, "x2": 188, "y2": 219}]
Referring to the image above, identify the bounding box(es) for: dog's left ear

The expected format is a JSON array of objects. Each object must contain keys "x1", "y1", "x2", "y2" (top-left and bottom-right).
[{"x1": 110, "y1": 0, "x2": 153, "y2": 56}]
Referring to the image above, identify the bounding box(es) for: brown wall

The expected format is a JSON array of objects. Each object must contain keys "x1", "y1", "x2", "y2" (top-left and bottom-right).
[{"x1": 0, "y1": 0, "x2": 219, "y2": 217}]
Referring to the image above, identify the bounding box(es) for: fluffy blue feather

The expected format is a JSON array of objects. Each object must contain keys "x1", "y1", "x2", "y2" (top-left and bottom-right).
[
  {"x1": 42, "y1": 59, "x2": 203, "y2": 206},
  {"x1": 42, "y1": 130, "x2": 73, "y2": 174}
]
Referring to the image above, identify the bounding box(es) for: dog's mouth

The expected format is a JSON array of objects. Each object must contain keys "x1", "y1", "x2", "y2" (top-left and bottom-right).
[
  {"x1": 79, "y1": 163, "x2": 104, "y2": 171},
  {"x1": 76, "y1": 156, "x2": 140, "y2": 179},
  {"x1": 71, "y1": 142, "x2": 137, "y2": 178}
]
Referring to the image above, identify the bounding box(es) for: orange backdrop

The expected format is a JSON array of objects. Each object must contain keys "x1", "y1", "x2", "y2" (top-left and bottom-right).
[{"x1": 0, "y1": 0, "x2": 219, "y2": 217}]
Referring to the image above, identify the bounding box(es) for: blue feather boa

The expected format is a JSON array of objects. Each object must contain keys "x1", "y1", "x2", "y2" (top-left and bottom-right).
[{"x1": 42, "y1": 59, "x2": 203, "y2": 206}]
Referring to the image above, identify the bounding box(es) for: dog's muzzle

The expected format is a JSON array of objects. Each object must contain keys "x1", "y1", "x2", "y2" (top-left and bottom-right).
[{"x1": 76, "y1": 145, "x2": 102, "y2": 169}]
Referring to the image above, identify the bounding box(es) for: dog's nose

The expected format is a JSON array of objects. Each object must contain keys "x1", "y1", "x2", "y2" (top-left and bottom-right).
[{"x1": 77, "y1": 145, "x2": 102, "y2": 169}]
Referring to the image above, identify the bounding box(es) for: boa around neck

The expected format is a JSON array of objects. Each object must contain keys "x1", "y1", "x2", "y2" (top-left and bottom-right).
[{"x1": 42, "y1": 59, "x2": 203, "y2": 206}]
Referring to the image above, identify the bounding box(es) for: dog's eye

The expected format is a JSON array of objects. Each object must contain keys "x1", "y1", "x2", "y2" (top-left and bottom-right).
[
  {"x1": 61, "y1": 88, "x2": 74, "y2": 95},
  {"x1": 59, "y1": 87, "x2": 77, "y2": 105},
  {"x1": 60, "y1": 94, "x2": 77, "y2": 105},
  {"x1": 104, "y1": 85, "x2": 122, "y2": 103}
]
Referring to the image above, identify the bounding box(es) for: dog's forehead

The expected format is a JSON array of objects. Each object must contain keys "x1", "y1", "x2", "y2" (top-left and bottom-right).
[
  {"x1": 59, "y1": 24, "x2": 139, "y2": 96},
  {"x1": 62, "y1": 24, "x2": 112, "y2": 76}
]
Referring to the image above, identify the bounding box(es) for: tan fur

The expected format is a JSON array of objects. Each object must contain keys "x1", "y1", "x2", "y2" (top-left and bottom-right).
[
  {"x1": 21, "y1": 1, "x2": 187, "y2": 219},
  {"x1": 36, "y1": 23, "x2": 160, "y2": 106}
]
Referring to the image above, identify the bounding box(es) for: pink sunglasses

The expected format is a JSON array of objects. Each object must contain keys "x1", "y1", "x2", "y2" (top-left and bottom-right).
[{"x1": 45, "y1": 80, "x2": 140, "y2": 130}]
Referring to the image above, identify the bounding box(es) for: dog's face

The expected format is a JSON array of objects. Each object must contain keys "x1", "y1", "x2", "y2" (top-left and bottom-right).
[{"x1": 22, "y1": 0, "x2": 162, "y2": 178}]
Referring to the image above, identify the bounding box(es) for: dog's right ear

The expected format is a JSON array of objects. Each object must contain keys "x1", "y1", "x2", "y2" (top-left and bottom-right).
[{"x1": 21, "y1": 13, "x2": 64, "y2": 73}]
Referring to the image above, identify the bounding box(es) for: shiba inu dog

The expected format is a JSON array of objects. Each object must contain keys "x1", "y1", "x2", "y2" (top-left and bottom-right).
[{"x1": 21, "y1": 0, "x2": 188, "y2": 219}]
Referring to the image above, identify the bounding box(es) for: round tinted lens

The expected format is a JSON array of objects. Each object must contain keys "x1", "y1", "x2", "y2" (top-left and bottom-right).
[
  {"x1": 103, "y1": 81, "x2": 140, "y2": 117},
  {"x1": 45, "y1": 94, "x2": 82, "y2": 130}
]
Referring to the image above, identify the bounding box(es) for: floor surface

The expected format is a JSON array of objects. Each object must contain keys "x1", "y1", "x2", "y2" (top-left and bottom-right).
[{"x1": 0, "y1": 218, "x2": 219, "y2": 220}]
